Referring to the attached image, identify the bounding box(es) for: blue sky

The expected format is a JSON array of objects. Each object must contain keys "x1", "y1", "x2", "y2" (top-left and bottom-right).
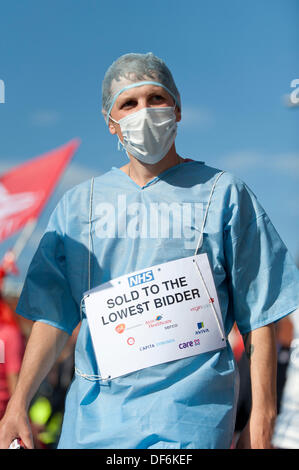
[{"x1": 0, "y1": 0, "x2": 298, "y2": 291}]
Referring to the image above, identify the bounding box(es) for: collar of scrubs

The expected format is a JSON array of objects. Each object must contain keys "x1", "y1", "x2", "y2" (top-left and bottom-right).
[{"x1": 111, "y1": 158, "x2": 204, "y2": 190}]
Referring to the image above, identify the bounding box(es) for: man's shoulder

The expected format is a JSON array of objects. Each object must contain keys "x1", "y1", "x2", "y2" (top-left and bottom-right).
[
  {"x1": 63, "y1": 167, "x2": 116, "y2": 201},
  {"x1": 184, "y1": 159, "x2": 246, "y2": 189}
]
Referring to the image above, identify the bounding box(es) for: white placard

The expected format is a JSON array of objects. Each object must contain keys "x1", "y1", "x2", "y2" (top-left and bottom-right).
[{"x1": 84, "y1": 253, "x2": 226, "y2": 379}]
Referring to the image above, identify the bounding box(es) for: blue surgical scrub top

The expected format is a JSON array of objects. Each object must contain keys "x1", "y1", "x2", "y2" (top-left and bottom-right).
[{"x1": 16, "y1": 160, "x2": 299, "y2": 449}]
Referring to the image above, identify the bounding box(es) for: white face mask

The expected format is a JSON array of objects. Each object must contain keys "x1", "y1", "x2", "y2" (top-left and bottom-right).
[{"x1": 110, "y1": 106, "x2": 177, "y2": 164}]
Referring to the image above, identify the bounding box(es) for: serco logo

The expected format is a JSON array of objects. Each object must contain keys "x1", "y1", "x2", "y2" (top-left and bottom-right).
[{"x1": 128, "y1": 269, "x2": 154, "y2": 287}]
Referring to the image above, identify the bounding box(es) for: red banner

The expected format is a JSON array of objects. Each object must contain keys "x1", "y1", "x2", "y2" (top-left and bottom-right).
[{"x1": 0, "y1": 139, "x2": 80, "y2": 243}]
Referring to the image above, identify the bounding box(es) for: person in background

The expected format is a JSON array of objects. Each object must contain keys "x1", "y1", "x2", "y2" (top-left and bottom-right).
[
  {"x1": 272, "y1": 309, "x2": 299, "y2": 449},
  {"x1": 230, "y1": 316, "x2": 295, "y2": 447},
  {"x1": 0, "y1": 293, "x2": 24, "y2": 419}
]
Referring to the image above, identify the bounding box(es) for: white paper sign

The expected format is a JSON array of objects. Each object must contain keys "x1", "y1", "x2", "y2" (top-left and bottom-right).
[{"x1": 84, "y1": 253, "x2": 226, "y2": 380}]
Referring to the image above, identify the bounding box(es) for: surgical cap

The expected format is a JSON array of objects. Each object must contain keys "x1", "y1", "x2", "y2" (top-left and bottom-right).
[{"x1": 102, "y1": 52, "x2": 181, "y2": 123}]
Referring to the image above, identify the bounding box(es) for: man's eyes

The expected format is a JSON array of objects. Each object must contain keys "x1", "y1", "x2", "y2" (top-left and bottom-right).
[
  {"x1": 121, "y1": 95, "x2": 165, "y2": 109},
  {"x1": 151, "y1": 95, "x2": 164, "y2": 102},
  {"x1": 122, "y1": 100, "x2": 136, "y2": 108}
]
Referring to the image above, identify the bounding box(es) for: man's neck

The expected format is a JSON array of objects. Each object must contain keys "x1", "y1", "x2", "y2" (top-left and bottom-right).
[{"x1": 122, "y1": 145, "x2": 183, "y2": 187}]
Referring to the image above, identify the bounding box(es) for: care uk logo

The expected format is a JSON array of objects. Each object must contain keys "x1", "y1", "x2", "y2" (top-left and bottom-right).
[
  {"x1": 128, "y1": 269, "x2": 154, "y2": 287},
  {"x1": 179, "y1": 338, "x2": 200, "y2": 349}
]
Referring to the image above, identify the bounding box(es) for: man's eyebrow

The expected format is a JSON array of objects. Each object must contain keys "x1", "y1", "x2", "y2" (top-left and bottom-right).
[
  {"x1": 116, "y1": 86, "x2": 167, "y2": 104},
  {"x1": 116, "y1": 93, "x2": 137, "y2": 106}
]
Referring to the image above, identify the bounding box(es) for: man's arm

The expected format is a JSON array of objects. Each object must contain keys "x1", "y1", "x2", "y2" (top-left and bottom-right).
[
  {"x1": 236, "y1": 323, "x2": 277, "y2": 449},
  {"x1": 0, "y1": 321, "x2": 69, "y2": 449}
]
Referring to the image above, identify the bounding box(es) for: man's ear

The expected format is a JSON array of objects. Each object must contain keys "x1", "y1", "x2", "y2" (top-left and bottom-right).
[
  {"x1": 102, "y1": 109, "x2": 117, "y2": 135},
  {"x1": 108, "y1": 119, "x2": 117, "y2": 135},
  {"x1": 174, "y1": 94, "x2": 181, "y2": 123},
  {"x1": 175, "y1": 106, "x2": 181, "y2": 123}
]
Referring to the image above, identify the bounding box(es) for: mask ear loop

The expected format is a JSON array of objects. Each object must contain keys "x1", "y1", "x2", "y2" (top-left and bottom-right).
[
  {"x1": 193, "y1": 171, "x2": 226, "y2": 341},
  {"x1": 108, "y1": 115, "x2": 127, "y2": 154}
]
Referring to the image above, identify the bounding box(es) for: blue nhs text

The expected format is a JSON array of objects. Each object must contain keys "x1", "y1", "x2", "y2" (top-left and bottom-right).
[{"x1": 128, "y1": 270, "x2": 154, "y2": 287}]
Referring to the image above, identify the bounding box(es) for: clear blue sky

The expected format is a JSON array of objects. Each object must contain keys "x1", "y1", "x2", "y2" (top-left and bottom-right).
[{"x1": 0, "y1": 0, "x2": 298, "y2": 290}]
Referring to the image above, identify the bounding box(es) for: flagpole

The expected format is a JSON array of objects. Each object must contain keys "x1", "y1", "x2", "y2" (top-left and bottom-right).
[{"x1": 11, "y1": 218, "x2": 38, "y2": 261}]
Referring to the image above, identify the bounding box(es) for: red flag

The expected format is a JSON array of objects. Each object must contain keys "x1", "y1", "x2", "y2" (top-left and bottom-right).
[{"x1": 0, "y1": 139, "x2": 80, "y2": 243}]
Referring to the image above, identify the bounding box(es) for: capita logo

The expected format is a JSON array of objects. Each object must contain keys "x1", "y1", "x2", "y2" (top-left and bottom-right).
[
  {"x1": 139, "y1": 338, "x2": 175, "y2": 351},
  {"x1": 127, "y1": 337, "x2": 135, "y2": 346},
  {"x1": 195, "y1": 321, "x2": 210, "y2": 336},
  {"x1": 139, "y1": 343, "x2": 155, "y2": 352}
]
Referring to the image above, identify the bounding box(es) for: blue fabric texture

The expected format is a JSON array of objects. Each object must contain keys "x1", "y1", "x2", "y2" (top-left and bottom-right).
[{"x1": 16, "y1": 160, "x2": 299, "y2": 449}]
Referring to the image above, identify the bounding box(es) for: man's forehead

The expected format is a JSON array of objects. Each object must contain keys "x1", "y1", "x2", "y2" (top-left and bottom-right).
[
  {"x1": 111, "y1": 79, "x2": 166, "y2": 99},
  {"x1": 115, "y1": 83, "x2": 168, "y2": 101}
]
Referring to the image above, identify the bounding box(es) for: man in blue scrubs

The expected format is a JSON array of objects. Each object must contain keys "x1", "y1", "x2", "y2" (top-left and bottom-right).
[{"x1": 0, "y1": 53, "x2": 298, "y2": 449}]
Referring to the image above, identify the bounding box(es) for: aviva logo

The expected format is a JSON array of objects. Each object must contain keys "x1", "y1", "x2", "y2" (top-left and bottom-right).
[{"x1": 128, "y1": 269, "x2": 154, "y2": 287}]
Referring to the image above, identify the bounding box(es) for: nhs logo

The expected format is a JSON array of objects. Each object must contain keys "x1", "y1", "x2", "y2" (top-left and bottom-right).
[{"x1": 128, "y1": 269, "x2": 154, "y2": 287}]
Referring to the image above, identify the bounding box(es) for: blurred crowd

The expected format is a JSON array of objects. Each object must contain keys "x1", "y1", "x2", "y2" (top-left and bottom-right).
[
  {"x1": 229, "y1": 311, "x2": 299, "y2": 448},
  {"x1": 0, "y1": 285, "x2": 299, "y2": 449},
  {"x1": 0, "y1": 289, "x2": 80, "y2": 449}
]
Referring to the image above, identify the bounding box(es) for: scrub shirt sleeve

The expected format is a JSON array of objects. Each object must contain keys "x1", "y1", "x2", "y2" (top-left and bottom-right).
[
  {"x1": 223, "y1": 177, "x2": 299, "y2": 335},
  {"x1": 16, "y1": 194, "x2": 81, "y2": 336}
]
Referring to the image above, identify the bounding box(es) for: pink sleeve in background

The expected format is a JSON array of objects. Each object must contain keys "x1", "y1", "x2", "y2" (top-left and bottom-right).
[{"x1": 1, "y1": 324, "x2": 24, "y2": 374}]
